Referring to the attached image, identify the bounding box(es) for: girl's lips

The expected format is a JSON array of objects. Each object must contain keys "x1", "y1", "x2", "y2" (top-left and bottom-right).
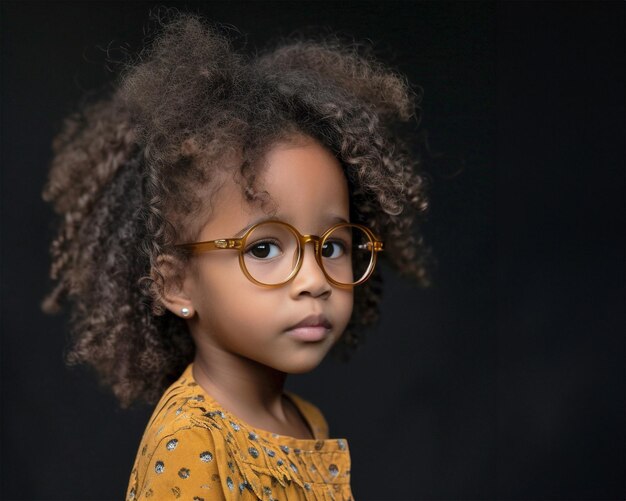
[
  {"x1": 285, "y1": 326, "x2": 330, "y2": 342},
  {"x1": 285, "y1": 313, "x2": 332, "y2": 341}
]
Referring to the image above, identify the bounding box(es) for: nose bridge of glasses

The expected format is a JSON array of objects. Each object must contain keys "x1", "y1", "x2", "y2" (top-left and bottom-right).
[
  {"x1": 293, "y1": 234, "x2": 330, "y2": 287},
  {"x1": 300, "y1": 234, "x2": 322, "y2": 256},
  {"x1": 300, "y1": 235, "x2": 321, "y2": 250},
  {"x1": 294, "y1": 234, "x2": 325, "y2": 278}
]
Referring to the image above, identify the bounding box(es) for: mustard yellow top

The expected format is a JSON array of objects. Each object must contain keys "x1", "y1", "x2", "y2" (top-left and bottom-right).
[{"x1": 126, "y1": 363, "x2": 353, "y2": 500}]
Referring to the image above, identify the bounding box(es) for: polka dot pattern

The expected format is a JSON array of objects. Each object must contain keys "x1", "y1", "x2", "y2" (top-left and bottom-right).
[{"x1": 126, "y1": 363, "x2": 353, "y2": 500}]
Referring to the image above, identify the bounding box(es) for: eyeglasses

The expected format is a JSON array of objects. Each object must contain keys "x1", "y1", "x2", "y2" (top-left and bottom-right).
[{"x1": 175, "y1": 220, "x2": 384, "y2": 288}]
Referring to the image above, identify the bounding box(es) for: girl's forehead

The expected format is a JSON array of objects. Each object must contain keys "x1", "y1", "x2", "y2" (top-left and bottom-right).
[
  {"x1": 196, "y1": 141, "x2": 350, "y2": 238},
  {"x1": 249, "y1": 142, "x2": 348, "y2": 209}
]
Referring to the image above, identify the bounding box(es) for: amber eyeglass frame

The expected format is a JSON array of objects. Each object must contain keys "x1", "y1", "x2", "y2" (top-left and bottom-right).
[{"x1": 174, "y1": 220, "x2": 384, "y2": 289}]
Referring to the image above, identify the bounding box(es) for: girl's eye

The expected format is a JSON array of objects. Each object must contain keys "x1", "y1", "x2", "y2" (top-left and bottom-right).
[
  {"x1": 245, "y1": 240, "x2": 282, "y2": 260},
  {"x1": 321, "y1": 240, "x2": 347, "y2": 259}
]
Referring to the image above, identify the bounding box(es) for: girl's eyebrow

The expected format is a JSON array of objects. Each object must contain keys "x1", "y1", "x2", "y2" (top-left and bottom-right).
[
  {"x1": 233, "y1": 218, "x2": 269, "y2": 238},
  {"x1": 234, "y1": 214, "x2": 349, "y2": 238}
]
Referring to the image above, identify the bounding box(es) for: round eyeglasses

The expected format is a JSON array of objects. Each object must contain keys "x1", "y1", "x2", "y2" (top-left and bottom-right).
[{"x1": 175, "y1": 220, "x2": 384, "y2": 288}]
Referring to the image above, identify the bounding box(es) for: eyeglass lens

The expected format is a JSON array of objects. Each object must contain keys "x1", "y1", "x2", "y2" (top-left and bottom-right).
[{"x1": 242, "y1": 222, "x2": 374, "y2": 286}]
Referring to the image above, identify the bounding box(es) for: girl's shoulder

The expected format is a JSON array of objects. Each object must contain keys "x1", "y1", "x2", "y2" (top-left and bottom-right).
[{"x1": 127, "y1": 364, "x2": 352, "y2": 500}]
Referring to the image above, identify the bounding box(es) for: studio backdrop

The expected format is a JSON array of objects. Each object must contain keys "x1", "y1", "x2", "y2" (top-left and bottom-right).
[{"x1": 1, "y1": 2, "x2": 624, "y2": 500}]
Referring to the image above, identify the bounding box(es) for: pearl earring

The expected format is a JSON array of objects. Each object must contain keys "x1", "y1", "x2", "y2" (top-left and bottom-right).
[{"x1": 181, "y1": 307, "x2": 191, "y2": 317}]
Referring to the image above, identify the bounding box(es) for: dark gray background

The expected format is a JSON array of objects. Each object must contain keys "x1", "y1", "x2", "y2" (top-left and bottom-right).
[{"x1": 1, "y1": 2, "x2": 624, "y2": 500}]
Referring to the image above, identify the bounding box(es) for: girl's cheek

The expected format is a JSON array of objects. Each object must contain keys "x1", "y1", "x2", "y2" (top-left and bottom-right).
[{"x1": 338, "y1": 290, "x2": 355, "y2": 325}]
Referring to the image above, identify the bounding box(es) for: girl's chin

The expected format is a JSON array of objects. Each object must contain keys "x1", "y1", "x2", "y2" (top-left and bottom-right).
[{"x1": 279, "y1": 350, "x2": 332, "y2": 374}]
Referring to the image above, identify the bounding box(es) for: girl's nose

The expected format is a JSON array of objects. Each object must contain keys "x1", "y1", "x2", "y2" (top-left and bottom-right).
[{"x1": 289, "y1": 240, "x2": 331, "y2": 298}]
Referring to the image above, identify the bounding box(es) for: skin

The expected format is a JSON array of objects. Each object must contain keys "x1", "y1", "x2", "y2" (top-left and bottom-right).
[{"x1": 159, "y1": 135, "x2": 354, "y2": 439}]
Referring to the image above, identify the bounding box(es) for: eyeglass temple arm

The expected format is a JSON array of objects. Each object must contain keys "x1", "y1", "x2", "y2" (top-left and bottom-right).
[
  {"x1": 360, "y1": 241, "x2": 384, "y2": 252},
  {"x1": 176, "y1": 238, "x2": 244, "y2": 254}
]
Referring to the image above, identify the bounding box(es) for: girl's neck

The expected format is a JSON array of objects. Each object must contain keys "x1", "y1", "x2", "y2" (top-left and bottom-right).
[{"x1": 191, "y1": 350, "x2": 290, "y2": 424}]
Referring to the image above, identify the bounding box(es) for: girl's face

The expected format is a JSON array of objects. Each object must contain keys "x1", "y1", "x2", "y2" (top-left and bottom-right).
[{"x1": 181, "y1": 136, "x2": 353, "y2": 374}]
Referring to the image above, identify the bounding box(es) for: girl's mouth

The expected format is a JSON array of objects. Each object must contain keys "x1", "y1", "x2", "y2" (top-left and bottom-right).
[{"x1": 285, "y1": 313, "x2": 332, "y2": 342}]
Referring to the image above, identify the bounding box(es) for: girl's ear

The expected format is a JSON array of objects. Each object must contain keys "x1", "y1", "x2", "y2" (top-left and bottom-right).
[{"x1": 152, "y1": 254, "x2": 195, "y2": 319}]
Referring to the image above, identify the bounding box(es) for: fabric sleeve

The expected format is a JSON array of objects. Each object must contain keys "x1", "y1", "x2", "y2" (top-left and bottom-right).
[{"x1": 131, "y1": 425, "x2": 227, "y2": 500}]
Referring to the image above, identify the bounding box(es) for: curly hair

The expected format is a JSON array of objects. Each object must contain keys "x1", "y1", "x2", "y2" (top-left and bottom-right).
[{"x1": 42, "y1": 12, "x2": 432, "y2": 408}]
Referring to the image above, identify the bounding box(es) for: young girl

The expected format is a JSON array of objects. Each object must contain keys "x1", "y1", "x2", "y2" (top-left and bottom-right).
[{"x1": 42, "y1": 12, "x2": 430, "y2": 500}]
